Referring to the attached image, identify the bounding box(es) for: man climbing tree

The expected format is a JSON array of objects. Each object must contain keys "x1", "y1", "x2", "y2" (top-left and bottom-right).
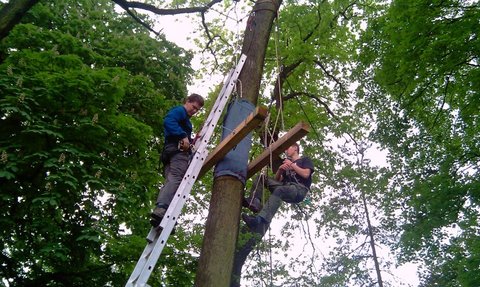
[
  {"x1": 150, "y1": 93, "x2": 204, "y2": 227},
  {"x1": 242, "y1": 142, "x2": 315, "y2": 231}
]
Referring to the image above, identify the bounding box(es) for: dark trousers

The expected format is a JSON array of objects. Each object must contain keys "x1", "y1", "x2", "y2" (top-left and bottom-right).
[
  {"x1": 248, "y1": 174, "x2": 308, "y2": 223},
  {"x1": 156, "y1": 150, "x2": 190, "y2": 208}
]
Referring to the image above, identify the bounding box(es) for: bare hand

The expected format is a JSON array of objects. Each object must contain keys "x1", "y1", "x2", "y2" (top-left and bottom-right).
[
  {"x1": 178, "y1": 137, "x2": 190, "y2": 151},
  {"x1": 280, "y1": 158, "x2": 293, "y2": 170}
]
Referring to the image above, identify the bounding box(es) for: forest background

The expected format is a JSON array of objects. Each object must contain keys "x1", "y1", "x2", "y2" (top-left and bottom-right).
[{"x1": 0, "y1": 0, "x2": 478, "y2": 286}]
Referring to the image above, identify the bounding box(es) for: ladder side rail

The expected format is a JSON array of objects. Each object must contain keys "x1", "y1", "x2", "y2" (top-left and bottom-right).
[
  {"x1": 193, "y1": 74, "x2": 231, "y2": 146},
  {"x1": 193, "y1": 69, "x2": 233, "y2": 145},
  {"x1": 193, "y1": 54, "x2": 246, "y2": 150},
  {"x1": 127, "y1": 137, "x2": 212, "y2": 286},
  {"x1": 165, "y1": 54, "x2": 246, "y2": 217},
  {"x1": 133, "y1": 148, "x2": 210, "y2": 285},
  {"x1": 125, "y1": 232, "x2": 159, "y2": 286},
  {"x1": 127, "y1": 130, "x2": 216, "y2": 285}
]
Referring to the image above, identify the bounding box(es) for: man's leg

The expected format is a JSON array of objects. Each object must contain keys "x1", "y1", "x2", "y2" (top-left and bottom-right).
[
  {"x1": 257, "y1": 194, "x2": 282, "y2": 224},
  {"x1": 242, "y1": 176, "x2": 285, "y2": 229},
  {"x1": 151, "y1": 151, "x2": 189, "y2": 227},
  {"x1": 243, "y1": 174, "x2": 265, "y2": 213},
  {"x1": 156, "y1": 151, "x2": 190, "y2": 206},
  {"x1": 258, "y1": 183, "x2": 307, "y2": 223}
]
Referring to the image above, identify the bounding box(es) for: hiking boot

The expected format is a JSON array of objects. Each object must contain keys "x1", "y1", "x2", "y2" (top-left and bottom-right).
[
  {"x1": 150, "y1": 207, "x2": 166, "y2": 227},
  {"x1": 242, "y1": 213, "x2": 263, "y2": 230},
  {"x1": 150, "y1": 207, "x2": 177, "y2": 235},
  {"x1": 242, "y1": 197, "x2": 262, "y2": 213}
]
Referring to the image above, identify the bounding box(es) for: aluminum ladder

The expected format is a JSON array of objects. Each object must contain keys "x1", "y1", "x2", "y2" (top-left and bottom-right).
[{"x1": 125, "y1": 54, "x2": 247, "y2": 287}]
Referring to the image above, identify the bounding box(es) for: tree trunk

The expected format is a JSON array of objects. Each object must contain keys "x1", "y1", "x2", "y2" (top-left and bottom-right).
[
  {"x1": 194, "y1": 0, "x2": 282, "y2": 286},
  {"x1": 0, "y1": 0, "x2": 40, "y2": 41},
  {"x1": 231, "y1": 223, "x2": 270, "y2": 287},
  {"x1": 194, "y1": 177, "x2": 244, "y2": 286}
]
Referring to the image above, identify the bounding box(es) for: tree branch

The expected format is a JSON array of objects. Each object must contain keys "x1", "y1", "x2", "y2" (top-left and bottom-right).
[
  {"x1": 112, "y1": 0, "x2": 229, "y2": 67},
  {"x1": 112, "y1": 0, "x2": 159, "y2": 35},
  {"x1": 431, "y1": 74, "x2": 450, "y2": 129},
  {"x1": 112, "y1": 0, "x2": 223, "y2": 15},
  {"x1": 0, "y1": 0, "x2": 40, "y2": 42},
  {"x1": 283, "y1": 91, "x2": 336, "y2": 118},
  {"x1": 313, "y1": 59, "x2": 346, "y2": 94},
  {"x1": 273, "y1": 60, "x2": 303, "y2": 109}
]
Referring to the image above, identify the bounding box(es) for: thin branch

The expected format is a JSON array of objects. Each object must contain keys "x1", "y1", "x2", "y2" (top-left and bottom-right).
[
  {"x1": 283, "y1": 91, "x2": 336, "y2": 118},
  {"x1": 283, "y1": 90, "x2": 361, "y2": 149},
  {"x1": 200, "y1": 12, "x2": 220, "y2": 67},
  {"x1": 313, "y1": 59, "x2": 346, "y2": 93},
  {"x1": 112, "y1": 0, "x2": 159, "y2": 35},
  {"x1": 431, "y1": 75, "x2": 450, "y2": 128}
]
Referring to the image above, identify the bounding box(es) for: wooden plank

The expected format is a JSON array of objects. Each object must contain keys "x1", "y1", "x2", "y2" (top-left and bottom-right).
[
  {"x1": 198, "y1": 106, "x2": 268, "y2": 179},
  {"x1": 246, "y1": 121, "x2": 310, "y2": 179}
]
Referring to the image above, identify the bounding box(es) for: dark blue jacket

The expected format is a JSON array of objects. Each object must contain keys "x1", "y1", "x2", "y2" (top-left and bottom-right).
[{"x1": 163, "y1": 105, "x2": 192, "y2": 144}]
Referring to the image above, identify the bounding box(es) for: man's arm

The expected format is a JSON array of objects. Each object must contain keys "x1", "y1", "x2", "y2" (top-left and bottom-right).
[
  {"x1": 280, "y1": 158, "x2": 312, "y2": 179},
  {"x1": 290, "y1": 163, "x2": 311, "y2": 179},
  {"x1": 164, "y1": 107, "x2": 188, "y2": 139}
]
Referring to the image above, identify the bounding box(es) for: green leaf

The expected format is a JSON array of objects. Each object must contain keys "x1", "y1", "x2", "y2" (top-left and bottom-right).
[{"x1": 0, "y1": 170, "x2": 15, "y2": 179}]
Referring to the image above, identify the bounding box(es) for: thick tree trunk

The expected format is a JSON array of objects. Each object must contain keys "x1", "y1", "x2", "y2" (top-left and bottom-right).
[
  {"x1": 236, "y1": 0, "x2": 282, "y2": 105},
  {"x1": 195, "y1": 177, "x2": 244, "y2": 286},
  {"x1": 0, "y1": 0, "x2": 40, "y2": 41},
  {"x1": 194, "y1": 0, "x2": 282, "y2": 286}
]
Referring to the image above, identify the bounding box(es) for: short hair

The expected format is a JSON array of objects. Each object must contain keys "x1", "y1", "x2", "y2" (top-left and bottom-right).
[{"x1": 185, "y1": 93, "x2": 204, "y2": 107}]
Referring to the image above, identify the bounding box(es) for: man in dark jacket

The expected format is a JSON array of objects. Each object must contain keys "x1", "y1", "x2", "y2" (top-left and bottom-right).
[
  {"x1": 150, "y1": 93, "x2": 204, "y2": 227},
  {"x1": 242, "y1": 143, "x2": 314, "y2": 230}
]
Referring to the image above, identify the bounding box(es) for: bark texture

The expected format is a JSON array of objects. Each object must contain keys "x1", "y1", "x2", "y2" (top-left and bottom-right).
[{"x1": 0, "y1": 0, "x2": 39, "y2": 41}]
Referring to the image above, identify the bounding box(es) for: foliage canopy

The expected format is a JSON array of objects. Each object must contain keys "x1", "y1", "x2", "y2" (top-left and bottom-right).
[
  {"x1": 0, "y1": 0, "x2": 479, "y2": 286},
  {"x1": 0, "y1": 0, "x2": 196, "y2": 285}
]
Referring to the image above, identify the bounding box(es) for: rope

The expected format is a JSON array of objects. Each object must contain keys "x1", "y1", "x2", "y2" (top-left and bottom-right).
[
  {"x1": 244, "y1": 5, "x2": 286, "y2": 286},
  {"x1": 265, "y1": 10, "x2": 283, "y2": 287},
  {"x1": 268, "y1": 227, "x2": 273, "y2": 286},
  {"x1": 246, "y1": 1, "x2": 285, "y2": 217},
  {"x1": 233, "y1": 1, "x2": 242, "y2": 64},
  {"x1": 273, "y1": 7, "x2": 284, "y2": 132}
]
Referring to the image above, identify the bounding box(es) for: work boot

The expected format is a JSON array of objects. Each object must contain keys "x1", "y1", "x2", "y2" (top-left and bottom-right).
[
  {"x1": 150, "y1": 207, "x2": 177, "y2": 235},
  {"x1": 150, "y1": 206, "x2": 166, "y2": 227},
  {"x1": 242, "y1": 197, "x2": 262, "y2": 213},
  {"x1": 242, "y1": 213, "x2": 264, "y2": 231}
]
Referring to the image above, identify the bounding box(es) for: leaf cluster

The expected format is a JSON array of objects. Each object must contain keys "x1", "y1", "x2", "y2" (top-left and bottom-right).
[
  {"x1": 0, "y1": 0, "x2": 196, "y2": 285},
  {"x1": 357, "y1": 0, "x2": 480, "y2": 285}
]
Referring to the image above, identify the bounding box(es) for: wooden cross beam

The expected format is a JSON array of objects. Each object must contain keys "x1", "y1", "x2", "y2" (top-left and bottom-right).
[
  {"x1": 198, "y1": 106, "x2": 268, "y2": 179},
  {"x1": 246, "y1": 121, "x2": 310, "y2": 179}
]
